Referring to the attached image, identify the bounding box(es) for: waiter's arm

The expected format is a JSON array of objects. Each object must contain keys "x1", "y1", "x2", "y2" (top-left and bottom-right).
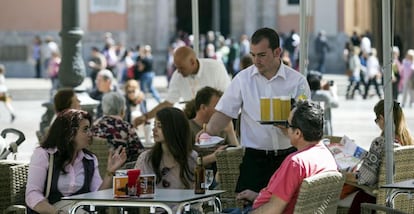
[{"x1": 206, "y1": 111, "x2": 232, "y2": 136}]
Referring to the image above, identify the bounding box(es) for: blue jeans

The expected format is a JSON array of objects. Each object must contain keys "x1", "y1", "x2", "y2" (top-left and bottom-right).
[
  {"x1": 222, "y1": 205, "x2": 252, "y2": 214},
  {"x1": 140, "y1": 72, "x2": 161, "y2": 103}
]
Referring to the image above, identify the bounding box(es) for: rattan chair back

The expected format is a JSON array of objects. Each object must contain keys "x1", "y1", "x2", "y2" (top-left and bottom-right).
[
  {"x1": 215, "y1": 147, "x2": 244, "y2": 209},
  {"x1": 294, "y1": 171, "x2": 345, "y2": 213},
  {"x1": 0, "y1": 160, "x2": 29, "y2": 214},
  {"x1": 88, "y1": 137, "x2": 110, "y2": 177}
]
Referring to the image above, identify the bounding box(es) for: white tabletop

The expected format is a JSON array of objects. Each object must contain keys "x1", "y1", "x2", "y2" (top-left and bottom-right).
[
  {"x1": 63, "y1": 188, "x2": 225, "y2": 203},
  {"x1": 381, "y1": 179, "x2": 414, "y2": 190},
  {"x1": 63, "y1": 188, "x2": 225, "y2": 214}
]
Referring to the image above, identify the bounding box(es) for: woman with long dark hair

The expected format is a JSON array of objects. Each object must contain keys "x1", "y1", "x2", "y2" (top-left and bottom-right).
[
  {"x1": 135, "y1": 107, "x2": 196, "y2": 189},
  {"x1": 26, "y1": 109, "x2": 126, "y2": 213}
]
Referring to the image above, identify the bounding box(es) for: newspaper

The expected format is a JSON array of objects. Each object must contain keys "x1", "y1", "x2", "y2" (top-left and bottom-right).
[{"x1": 324, "y1": 135, "x2": 367, "y2": 171}]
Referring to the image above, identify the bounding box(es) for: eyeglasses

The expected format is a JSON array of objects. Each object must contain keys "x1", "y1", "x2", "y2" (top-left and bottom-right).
[
  {"x1": 287, "y1": 122, "x2": 296, "y2": 129},
  {"x1": 127, "y1": 90, "x2": 135, "y2": 94},
  {"x1": 161, "y1": 167, "x2": 171, "y2": 188},
  {"x1": 374, "y1": 116, "x2": 380, "y2": 123}
]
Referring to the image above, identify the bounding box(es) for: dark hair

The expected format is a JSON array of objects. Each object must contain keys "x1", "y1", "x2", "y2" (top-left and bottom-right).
[
  {"x1": 195, "y1": 87, "x2": 223, "y2": 111},
  {"x1": 308, "y1": 75, "x2": 321, "y2": 91},
  {"x1": 291, "y1": 100, "x2": 324, "y2": 141},
  {"x1": 374, "y1": 99, "x2": 413, "y2": 145},
  {"x1": 91, "y1": 46, "x2": 100, "y2": 52},
  {"x1": 41, "y1": 109, "x2": 92, "y2": 174},
  {"x1": 149, "y1": 107, "x2": 194, "y2": 188},
  {"x1": 251, "y1": 27, "x2": 280, "y2": 50},
  {"x1": 54, "y1": 88, "x2": 76, "y2": 113},
  {"x1": 183, "y1": 99, "x2": 196, "y2": 119}
]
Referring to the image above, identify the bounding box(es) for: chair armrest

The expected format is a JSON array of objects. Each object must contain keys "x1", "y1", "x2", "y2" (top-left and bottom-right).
[
  {"x1": 5, "y1": 205, "x2": 27, "y2": 214},
  {"x1": 360, "y1": 203, "x2": 407, "y2": 214}
]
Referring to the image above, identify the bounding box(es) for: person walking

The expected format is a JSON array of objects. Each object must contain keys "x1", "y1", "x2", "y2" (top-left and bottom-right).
[{"x1": 0, "y1": 64, "x2": 16, "y2": 122}]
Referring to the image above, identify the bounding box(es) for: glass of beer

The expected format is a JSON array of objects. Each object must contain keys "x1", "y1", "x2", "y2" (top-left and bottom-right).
[
  {"x1": 260, "y1": 97, "x2": 271, "y2": 121},
  {"x1": 280, "y1": 96, "x2": 291, "y2": 121},
  {"x1": 272, "y1": 97, "x2": 282, "y2": 121}
]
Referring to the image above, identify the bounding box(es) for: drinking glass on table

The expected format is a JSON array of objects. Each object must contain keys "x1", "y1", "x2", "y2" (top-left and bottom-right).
[{"x1": 205, "y1": 169, "x2": 214, "y2": 190}]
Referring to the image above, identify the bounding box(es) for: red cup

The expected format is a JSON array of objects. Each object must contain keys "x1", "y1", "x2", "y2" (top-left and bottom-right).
[{"x1": 127, "y1": 169, "x2": 141, "y2": 196}]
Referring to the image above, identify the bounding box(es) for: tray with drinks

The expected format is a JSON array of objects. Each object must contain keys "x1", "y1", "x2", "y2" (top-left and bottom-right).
[{"x1": 258, "y1": 120, "x2": 289, "y2": 127}]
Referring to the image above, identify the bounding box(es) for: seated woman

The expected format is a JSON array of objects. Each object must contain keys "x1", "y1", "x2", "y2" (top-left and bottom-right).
[
  {"x1": 341, "y1": 99, "x2": 413, "y2": 212},
  {"x1": 135, "y1": 107, "x2": 197, "y2": 189},
  {"x1": 124, "y1": 79, "x2": 146, "y2": 123},
  {"x1": 91, "y1": 91, "x2": 145, "y2": 163},
  {"x1": 26, "y1": 109, "x2": 127, "y2": 213}
]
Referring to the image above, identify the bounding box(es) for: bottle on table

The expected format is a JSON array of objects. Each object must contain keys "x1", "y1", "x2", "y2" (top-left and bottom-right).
[{"x1": 194, "y1": 156, "x2": 206, "y2": 194}]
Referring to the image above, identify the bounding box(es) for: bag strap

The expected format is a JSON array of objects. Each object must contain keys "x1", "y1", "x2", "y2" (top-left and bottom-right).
[{"x1": 45, "y1": 153, "x2": 54, "y2": 198}]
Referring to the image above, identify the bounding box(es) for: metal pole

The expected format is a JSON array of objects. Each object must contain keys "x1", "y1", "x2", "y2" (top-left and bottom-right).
[
  {"x1": 299, "y1": 0, "x2": 307, "y2": 75},
  {"x1": 382, "y1": 0, "x2": 394, "y2": 185},
  {"x1": 59, "y1": 0, "x2": 85, "y2": 87},
  {"x1": 191, "y1": 0, "x2": 199, "y2": 57}
]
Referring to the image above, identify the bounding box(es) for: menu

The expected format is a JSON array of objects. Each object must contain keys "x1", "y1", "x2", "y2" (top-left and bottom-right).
[{"x1": 324, "y1": 135, "x2": 367, "y2": 171}]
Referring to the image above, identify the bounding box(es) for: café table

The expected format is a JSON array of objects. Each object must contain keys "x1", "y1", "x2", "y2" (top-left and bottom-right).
[
  {"x1": 63, "y1": 188, "x2": 225, "y2": 214},
  {"x1": 381, "y1": 179, "x2": 414, "y2": 208}
]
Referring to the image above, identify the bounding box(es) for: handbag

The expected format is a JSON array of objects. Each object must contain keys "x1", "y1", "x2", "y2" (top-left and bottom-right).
[{"x1": 45, "y1": 153, "x2": 54, "y2": 198}]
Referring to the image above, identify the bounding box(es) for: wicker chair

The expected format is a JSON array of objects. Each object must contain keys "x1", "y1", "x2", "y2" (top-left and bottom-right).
[
  {"x1": 0, "y1": 160, "x2": 29, "y2": 214},
  {"x1": 88, "y1": 137, "x2": 110, "y2": 177},
  {"x1": 376, "y1": 145, "x2": 414, "y2": 213},
  {"x1": 215, "y1": 147, "x2": 244, "y2": 209},
  {"x1": 294, "y1": 171, "x2": 345, "y2": 213}
]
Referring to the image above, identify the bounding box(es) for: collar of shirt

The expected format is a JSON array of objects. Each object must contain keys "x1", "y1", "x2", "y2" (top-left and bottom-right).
[
  {"x1": 250, "y1": 62, "x2": 288, "y2": 81},
  {"x1": 192, "y1": 59, "x2": 204, "y2": 78}
]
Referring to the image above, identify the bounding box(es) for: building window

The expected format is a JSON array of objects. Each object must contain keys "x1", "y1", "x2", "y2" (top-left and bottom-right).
[
  {"x1": 288, "y1": 0, "x2": 299, "y2": 5},
  {"x1": 90, "y1": 0, "x2": 126, "y2": 14}
]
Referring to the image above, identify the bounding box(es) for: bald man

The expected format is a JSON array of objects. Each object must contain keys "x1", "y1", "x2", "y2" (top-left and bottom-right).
[{"x1": 134, "y1": 46, "x2": 230, "y2": 126}]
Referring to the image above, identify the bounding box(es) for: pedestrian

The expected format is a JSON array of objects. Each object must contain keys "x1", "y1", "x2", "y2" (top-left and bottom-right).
[
  {"x1": 0, "y1": 64, "x2": 16, "y2": 122},
  {"x1": 314, "y1": 30, "x2": 330, "y2": 73},
  {"x1": 136, "y1": 45, "x2": 162, "y2": 106},
  {"x1": 32, "y1": 36, "x2": 42, "y2": 78},
  {"x1": 200, "y1": 27, "x2": 311, "y2": 194},
  {"x1": 47, "y1": 51, "x2": 61, "y2": 98}
]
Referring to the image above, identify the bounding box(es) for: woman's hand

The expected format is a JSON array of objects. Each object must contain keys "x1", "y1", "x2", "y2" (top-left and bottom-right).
[{"x1": 106, "y1": 146, "x2": 127, "y2": 173}]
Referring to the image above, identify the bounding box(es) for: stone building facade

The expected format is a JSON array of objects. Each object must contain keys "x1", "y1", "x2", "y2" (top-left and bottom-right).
[{"x1": 0, "y1": 0, "x2": 412, "y2": 77}]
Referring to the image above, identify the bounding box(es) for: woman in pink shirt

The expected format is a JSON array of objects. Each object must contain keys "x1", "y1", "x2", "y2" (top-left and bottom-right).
[{"x1": 26, "y1": 109, "x2": 126, "y2": 213}]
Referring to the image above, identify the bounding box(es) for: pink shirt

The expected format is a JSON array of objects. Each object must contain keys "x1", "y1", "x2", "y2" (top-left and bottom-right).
[
  {"x1": 25, "y1": 147, "x2": 102, "y2": 209},
  {"x1": 252, "y1": 142, "x2": 338, "y2": 213}
]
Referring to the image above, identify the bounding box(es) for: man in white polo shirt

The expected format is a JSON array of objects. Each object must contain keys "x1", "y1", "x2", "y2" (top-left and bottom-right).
[
  {"x1": 202, "y1": 28, "x2": 311, "y2": 195},
  {"x1": 134, "y1": 46, "x2": 230, "y2": 126}
]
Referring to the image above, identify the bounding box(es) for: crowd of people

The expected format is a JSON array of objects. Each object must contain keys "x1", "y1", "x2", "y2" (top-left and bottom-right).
[
  {"x1": 24, "y1": 27, "x2": 414, "y2": 214},
  {"x1": 344, "y1": 30, "x2": 414, "y2": 108}
]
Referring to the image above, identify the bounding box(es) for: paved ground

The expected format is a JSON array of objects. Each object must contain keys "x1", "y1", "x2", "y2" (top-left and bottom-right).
[{"x1": 1, "y1": 74, "x2": 413, "y2": 162}]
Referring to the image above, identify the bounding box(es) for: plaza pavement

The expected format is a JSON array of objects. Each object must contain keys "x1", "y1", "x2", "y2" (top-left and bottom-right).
[{"x1": 1, "y1": 74, "x2": 413, "y2": 162}]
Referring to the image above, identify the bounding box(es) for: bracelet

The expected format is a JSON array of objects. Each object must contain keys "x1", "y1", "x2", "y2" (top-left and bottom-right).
[{"x1": 106, "y1": 171, "x2": 115, "y2": 177}]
